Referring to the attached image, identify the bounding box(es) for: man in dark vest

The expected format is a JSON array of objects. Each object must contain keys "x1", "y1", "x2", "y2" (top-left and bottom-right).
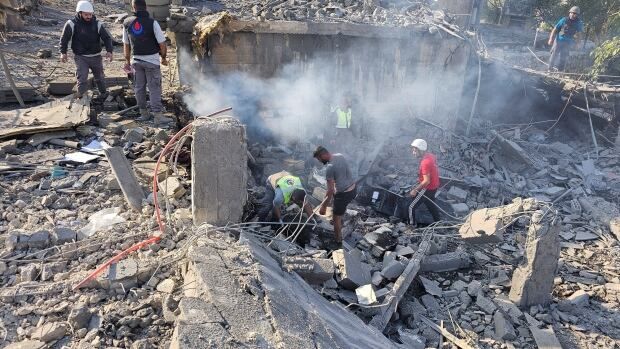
[
  {"x1": 548, "y1": 6, "x2": 584, "y2": 72},
  {"x1": 123, "y1": 0, "x2": 168, "y2": 122},
  {"x1": 59, "y1": 0, "x2": 113, "y2": 98}
]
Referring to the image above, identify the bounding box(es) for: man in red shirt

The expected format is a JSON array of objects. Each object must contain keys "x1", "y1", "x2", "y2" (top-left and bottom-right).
[{"x1": 407, "y1": 138, "x2": 441, "y2": 224}]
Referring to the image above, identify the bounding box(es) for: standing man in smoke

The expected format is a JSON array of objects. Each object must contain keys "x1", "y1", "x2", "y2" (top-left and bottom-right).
[
  {"x1": 257, "y1": 171, "x2": 314, "y2": 223},
  {"x1": 405, "y1": 139, "x2": 441, "y2": 225},
  {"x1": 547, "y1": 6, "x2": 584, "y2": 72},
  {"x1": 331, "y1": 94, "x2": 353, "y2": 150},
  {"x1": 123, "y1": 0, "x2": 168, "y2": 122},
  {"x1": 59, "y1": 0, "x2": 113, "y2": 98},
  {"x1": 314, "y1": 146, "x2": 357, "y2": 246}
]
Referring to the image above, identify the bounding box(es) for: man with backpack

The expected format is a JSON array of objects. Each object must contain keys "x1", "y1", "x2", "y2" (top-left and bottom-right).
[
  {"x1": 123, "y1": 0, "x2": 168, "y2": 122},
  {"x1": 548, "y1": 6, "x2": 584, "y2": 72},
  {"x1": 59, "y1": 0, "x2": 114, "y2": 98}
]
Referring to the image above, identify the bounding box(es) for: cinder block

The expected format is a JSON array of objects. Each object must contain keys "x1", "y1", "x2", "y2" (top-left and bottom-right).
[
  {"x1": 333, "y1": 248, "x2": 370, "y2": 289},
  {"x1": 47, "y1": 80, "x2": 75, "y2": 95},
  {"x1": 420, "y1": 251, "x2": 471, "y2": 272}
]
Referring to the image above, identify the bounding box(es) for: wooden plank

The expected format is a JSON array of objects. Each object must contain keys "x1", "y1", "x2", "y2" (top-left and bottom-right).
[
  {"x1": 420, "y1": 315, "x2": 477, "y2": 349},
  {"x1": 104, "y1": 147, "x2": 145, "y2": 210},
  {"x1": 369, "y1": 233, "x2": 432, "y2": 332}
]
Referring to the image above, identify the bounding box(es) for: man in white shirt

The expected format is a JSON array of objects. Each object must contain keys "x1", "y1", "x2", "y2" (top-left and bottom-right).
[{"x1": 122, "y1": 0, "x2": 168, "y2": 121}]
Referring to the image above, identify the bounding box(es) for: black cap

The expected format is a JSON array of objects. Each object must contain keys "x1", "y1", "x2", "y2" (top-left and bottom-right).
[{"x1": 313, "y1": 146, "x2": 328, "y2": 158}]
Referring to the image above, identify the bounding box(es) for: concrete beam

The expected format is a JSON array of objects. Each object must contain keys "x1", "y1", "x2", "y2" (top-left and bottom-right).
[
  {"x1": 509, "y1": 210, "x2": 560, "y2": 308},
  {"x1": 191, "y1": 117, "x2": 248, "y2": 226},
  {"x1": 103, "y1": 147, "x2": 145, "y2": 210}
]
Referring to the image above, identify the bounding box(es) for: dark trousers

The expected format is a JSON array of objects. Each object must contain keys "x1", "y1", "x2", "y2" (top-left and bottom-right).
[
  {"x1": 404, "y1": 189, "x2": 440, "y2": 224},
  {"x1": 257, "y1": 183, "x2": 275, "y2": 222},
  {"x1": 74, "y1": 55, "x2": 106, "y2": 95},
  {"x1": 548, "y1": 40, "x2": 571, "y2": 71},
  {"x1": 133, "y1": 60, "x2": 163, "y2": 112}
]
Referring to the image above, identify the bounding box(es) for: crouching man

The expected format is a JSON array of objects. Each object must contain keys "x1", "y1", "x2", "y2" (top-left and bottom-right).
[{"x1": 257, "y1": 171, "x2": 314, "y2": 223}]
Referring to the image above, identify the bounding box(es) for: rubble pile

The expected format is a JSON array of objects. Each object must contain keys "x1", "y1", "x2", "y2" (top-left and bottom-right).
[
  {"x1": 175, "y1": 0, "x2": 459, "y2": 27},
  {"x1": 241, "y1": 118, "x2": 620, "y2": 348},
  {"x1": 0, "y1": 88, "x2": 194, "y2": 348}
]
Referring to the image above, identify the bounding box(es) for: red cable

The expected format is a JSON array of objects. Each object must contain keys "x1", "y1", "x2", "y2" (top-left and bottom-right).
[{"x1": 73, "y1": 107, "x2": 233, "y2": 290}]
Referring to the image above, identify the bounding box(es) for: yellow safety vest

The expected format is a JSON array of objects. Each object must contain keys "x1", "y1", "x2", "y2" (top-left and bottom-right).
[
  {"x1": 275, "y1": 175, "x2": 303, "y2": 205},
  {"x1": 335, "y1": 107, "x2": 352, "y2": 129}
]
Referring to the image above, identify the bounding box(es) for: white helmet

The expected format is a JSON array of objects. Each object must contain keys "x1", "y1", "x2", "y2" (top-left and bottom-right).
[
  {"x1": 411, "y1": 139, "x2": 428, "y2": 151},
  {"x1": 76, "y1": 0, "x2": 94, "y2": 13}
]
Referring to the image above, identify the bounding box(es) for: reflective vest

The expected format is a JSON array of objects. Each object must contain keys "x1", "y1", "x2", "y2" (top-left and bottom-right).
[
  {"x1": 335, "y1": 107, "x2": 352, "y2": 129},
  {"x1": 275, "y1": 175, "x2": 303, "y2": 205}
]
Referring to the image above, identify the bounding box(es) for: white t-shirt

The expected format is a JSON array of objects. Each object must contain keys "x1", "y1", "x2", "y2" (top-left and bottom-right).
[{"x1": 122, "y1": 19, "x2": 166, "y2": 66}]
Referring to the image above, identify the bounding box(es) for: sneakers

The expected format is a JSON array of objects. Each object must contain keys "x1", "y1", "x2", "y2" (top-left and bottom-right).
[{"x1": 137, "y1": 109, "x2": 151, "y2": 121}]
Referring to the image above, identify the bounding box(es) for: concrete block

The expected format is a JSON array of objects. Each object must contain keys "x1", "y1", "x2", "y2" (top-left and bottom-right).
[
  {"x1": 283, "y1": 256, "x2": 335, "y2": 284},
  {"x1": 27, "y1": 230, "x2": 50, "y2": 249},
  {"x1": 566, "y1": 290, "x2": 589, "y2": 306},
  {"x1": 97, "y1": 258, "x2": 139, "y2": 289},
  {"x1": 51, "y1": 227, "x2": 76, "y2": 245},
  {"x1": 381, "y1": 259, "x2": 406, "y2": 280},
  {"x1": 420, "y1": 251, "x2": 471, "y2": 272},
  {"x1": 371, "y1": 271, "x2": 383, "y2": 286},
  {"x1": 529, "y1": 325, "x2": 563, "y2": 349},
  {"x1": 447, "y1": 186, "x2": 468, "y2": 201},
  {"x1": 458, "y1": 208, "x2": 503, "y2": 244},
  {"x1": 103, "y1": 147, "x2": 145, "y2": 210},
  {"x1": 494, "y1": 311, "x2": 517, "y2": 340},
  {"x1": 31, "y1": 322, "x2": 67, "y2": 342},
  {"x1": 476, "y1": 294, "x2": 497, "y2": 314},
  {"x1": 419, "y1": 276, "x2": 442, "y2": 297},
  {"x1": 420, "y1": 294, "x2": 440, "y2": 311},
  {"x1": 452, "y1": 203, "x2": 469, "y2": 215},
  {"x1": 122, "y1": 127, "x2": 146, "y2": 143},
  {"x1": 159, "y1": 176, "x2": 187, "y2": 199},
  {"x1": 509, "y1": 211, "x2": 560, "y2": 308},
  {"x1": 333, "y1": 249, "x2": 370, "y2": 289},
  {"x1": 355, "y1": 284, "x2": 377, "y2": 305},
  {"x1": 192, "y1": 117, "x2": 248, "y2": 226}
]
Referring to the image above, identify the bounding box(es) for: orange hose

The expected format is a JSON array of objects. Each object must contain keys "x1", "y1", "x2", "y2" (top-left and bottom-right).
[{"x1": 73, "y1": 107, "x2": 233, "y2": 290}]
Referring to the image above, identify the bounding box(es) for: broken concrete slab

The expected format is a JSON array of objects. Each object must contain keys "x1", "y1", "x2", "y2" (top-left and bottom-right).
[
  {"x1": 159, "y1": 176, "x2": 187, "y2": 199},
  {"x1": 26, "y1": 130, "x2": 76, "y2": 147},
  {"x1": 420, "y1": 251, "x2": 471, "y2": 272},
  {"x1": 0, "y1": 94, "x2": 90, "y2": 140},
  {"x1": 31, "y1": 322, "x2": 67, "y2": 342},
  {"x1": 509, "y1": 210, "x2": 560, "y2": 308},
  {"x1": 47, "y1": 79, "x2": 75, "y2": 95},
  {"x1": 370, "y1": 234, "x2": 431, "y2": 332},
  {"x1": 494, "y1": 311, "x2": 517, "y2": 340},
  {"x1": 103, "y1": 147, "x2": 145, "y2": 210},
  {"x1": 51, "y1": 227, "x2": 76, "y2": 245},
  {"x1": 333, "y1": 248, "x2": 370, "y2": 289},
  {"x1": 447, "y1": 186, "x2": 468, "y2": 201},
  {"x1": 476, "y1": 294, "x2": 497, "y2": 314},
  {"x1": 381, "y1": 259, "x2": 406, "y2": 280},
  {"x1": 179, "y1": 233, "x2": 398, "y2": 348},
  {"x1": 419, "y1": 276, "x2": 442, "y2": 297},
  {"x1": 192, "y1": 117, "x2": 248, "y2": 225},
  {"x1": 283, "y1": 256, "x2": 335, "y2": 284},
  {"x1": 529, "y1": 325, "x2": 563, "y2": 349},
  {"x1": 458, "y1": 208, "x2": 503, "y2": 244}
]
